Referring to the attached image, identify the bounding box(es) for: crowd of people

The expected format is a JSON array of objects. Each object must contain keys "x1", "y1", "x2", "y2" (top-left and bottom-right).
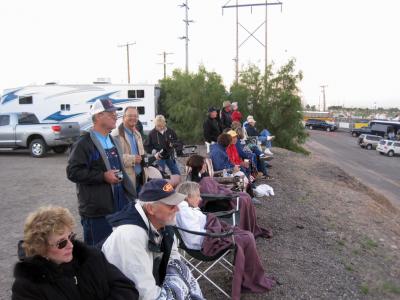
[{"x1": 11, "y1": 98, "x2": 278, "y2": 300}]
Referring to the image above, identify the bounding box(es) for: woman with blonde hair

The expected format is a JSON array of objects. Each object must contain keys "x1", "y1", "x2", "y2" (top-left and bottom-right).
[
  {"x1": 12, "y1": 206, "x2": 138, "y2": 300},
  {"x1": 144, "y1": 114, "x2": 181, "y2": 177}
]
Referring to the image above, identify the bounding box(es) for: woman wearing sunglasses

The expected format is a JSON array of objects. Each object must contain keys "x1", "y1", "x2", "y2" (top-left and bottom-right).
[{"x1": 12, "y1": 206, "x2": 139, "y2": 300}]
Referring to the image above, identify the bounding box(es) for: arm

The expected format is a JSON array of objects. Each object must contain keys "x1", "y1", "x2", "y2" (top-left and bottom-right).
[
  {"x1": 66, "y1": 139, "x2": 105, "y2": 184},
  {"x1": 203, "y1": 121, "x2": 212, "y2": 143},
  {"x1": 11, "y1": 279, "x2": 43, "y2": 300},
  {"x1": 176, "y1": 206, "x2": 206, "y2": 250},
  {"x1": 143, "y1": 132, "x2": 154, "y2": 154},
  {"x1": 102, "y1": 253, "x2": 140, "y2": 300},
  {"x1": 102, "y1": 226, "x2": 161, "y2": 300}
]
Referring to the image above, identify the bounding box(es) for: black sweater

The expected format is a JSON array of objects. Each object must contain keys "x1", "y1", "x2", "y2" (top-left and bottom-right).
[{"x1": 12, "y1": 240, "x2": 139, "y2": 300}]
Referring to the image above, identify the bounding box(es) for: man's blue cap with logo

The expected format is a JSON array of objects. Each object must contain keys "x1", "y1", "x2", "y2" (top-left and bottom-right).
[{"x1": 139, "y1": 179, "x2": 185, "y2": 205}]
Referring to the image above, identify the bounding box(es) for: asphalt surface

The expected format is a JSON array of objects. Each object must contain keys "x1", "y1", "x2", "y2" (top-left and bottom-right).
[{"x1": 305, "y1": 129, "x2": 400, "y2": 210}]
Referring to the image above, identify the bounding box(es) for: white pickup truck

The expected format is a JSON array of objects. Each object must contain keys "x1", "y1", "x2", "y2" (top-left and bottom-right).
[{"x1": 0, "y1": 112, "x2": 80, "y2": 157}]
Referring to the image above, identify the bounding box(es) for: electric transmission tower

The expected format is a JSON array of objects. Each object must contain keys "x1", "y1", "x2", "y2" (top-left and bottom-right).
[
  {"x1": 179, "y1": 1, "x2": 194, "y2": 73},
  {"x1": 222, "y1": 1, "x2": 283, "y2": 84}
]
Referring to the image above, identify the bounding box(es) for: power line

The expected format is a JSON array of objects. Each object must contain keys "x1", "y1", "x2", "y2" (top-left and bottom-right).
[
  {"x1": 222, "y1": 1, "x2": 283, "y2": 83},
  {"x1": 179, "y1": 1, "x2": 194, "y2": 73},
  {"x1": 157, "y1": 51, "x2": 174, "y2": 79},
  {"x1": 118, "y1": 42, "x2": 136, "y2": 84}
]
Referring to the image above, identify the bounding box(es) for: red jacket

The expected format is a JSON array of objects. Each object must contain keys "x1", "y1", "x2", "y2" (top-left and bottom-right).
[
  {"x1": 231, "y1": 110, "x2": 242, "y2": 122},
  {"x1": 226, "y1": 144, "x2": 242, "y2": 165}
]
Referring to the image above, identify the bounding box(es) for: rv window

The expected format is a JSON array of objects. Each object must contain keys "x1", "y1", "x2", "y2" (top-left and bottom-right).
[
  {"x1": 61, "y1": 104, "x2": 65, "y2": 111},
  {"x1": 128, "y1": 90, "x2": 136, "y2": 98},
  {"x1": 61, "y1": 104, "x2": 71, "y2": 111},
  {"x1": 18, "y1": 113, "x2": 39, "y2": 124},
  {"x1": 19, "y1": 96, "x2": 33, "y2": 104},
  {"x1": 0, "y1": 115, "x2": 10, "y2": 126},
  {"x1": 136, "y1": 90, "x2": 145, "y2": 98},
  {"x1": 137, "y1": 106, "x2": 145, "y2": 115}
]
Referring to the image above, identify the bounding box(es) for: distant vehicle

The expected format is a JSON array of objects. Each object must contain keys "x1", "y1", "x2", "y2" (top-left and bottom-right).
[
  {"x1": 0, "y1": 83, "x2": 160, "y2": 133},
  {"x1": 358, "y1": 134, "x2": 383, "y2": 150},
  {"x1": 303, "y1": 111, "x2": 334, "y2": 122},
  {"x1": 351, "y1": 120, "x2": 400, "y2": 137},
  {"x1": 376, "y1": 140, "x2": 400, "y2": 157},
  {"x1": 0, "y1": 112, "x2": 80, "y2": 157},
  {"x1": 305, "y1": 119, "x2": 337, "y2": 132}
]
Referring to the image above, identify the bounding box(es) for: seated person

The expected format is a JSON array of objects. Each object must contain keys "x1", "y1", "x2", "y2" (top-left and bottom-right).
[
  {"x1": 176, "y1": 182, "x2": 275, "y2": 299},
  {"x1": 102, "y1": 179, "x2": 203, "y2": 300},
  {"x1": 12, "y1": 206, "x2": 138, "y2": 300},
  {"x1": 244, "y1": 116, "x2": 275, "y2": 156},
  {"x1": 226, "y1": 130, "x2": 252, "y2": 178},
  {"x1": 186, "y1": 154, "x2": 272, "y2": 238},
  {"x1": 209, "y1": 133, "x2": 242, "y2": 175}
]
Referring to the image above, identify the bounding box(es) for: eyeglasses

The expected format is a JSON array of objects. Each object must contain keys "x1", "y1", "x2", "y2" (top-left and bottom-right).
[{"x1": 49, "y1": 232, "x2": 76, "y2": 250}]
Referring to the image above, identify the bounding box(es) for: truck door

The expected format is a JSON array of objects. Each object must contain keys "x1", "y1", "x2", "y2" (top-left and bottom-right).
[{"x1": 0, "y1": 115, "x2": 16, "y2": 147}]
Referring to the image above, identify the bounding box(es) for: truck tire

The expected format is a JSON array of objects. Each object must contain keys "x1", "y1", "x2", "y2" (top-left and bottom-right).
[
  {"x1": 388, "y1": 150, "x2": 394, "y2": 157},
  {"x1": 30, "y1": 139, "x2": 47, "y2": 158},
  {"x1": 53, "y1": 146, "x2": 68, "y2": 154},
  {"x1": 366, "y1": 144, "x2": 372, "y2": 150},
  {"x1": 352, "y1": 132, "x2": 357, "y2": 137},
  {"x1": 326, "y1": 127, "x2": 331, "y2": 132}
]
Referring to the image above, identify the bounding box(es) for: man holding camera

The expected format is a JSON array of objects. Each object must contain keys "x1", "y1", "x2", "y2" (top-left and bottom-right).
[
  {"x1": 112, "y1": 106, "x2": 147, "y2": 193},
  {"x1": 67, "y1": 98, "x2": 136, "y2": 246}
]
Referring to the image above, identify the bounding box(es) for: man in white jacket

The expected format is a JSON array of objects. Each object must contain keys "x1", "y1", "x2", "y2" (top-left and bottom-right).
[{"x1": 102, "y1": 179, "x2": 203, "y2": 300}]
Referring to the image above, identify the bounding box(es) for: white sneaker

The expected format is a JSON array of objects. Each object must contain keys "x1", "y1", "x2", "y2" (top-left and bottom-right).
[{"x1": 264, "y1": 148, "x2": 274, "y2": 156}]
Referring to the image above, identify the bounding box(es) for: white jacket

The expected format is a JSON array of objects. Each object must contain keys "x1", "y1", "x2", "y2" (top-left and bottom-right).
[{"x1": 102, "y1": 203, "x2": 180, "y2": 300}]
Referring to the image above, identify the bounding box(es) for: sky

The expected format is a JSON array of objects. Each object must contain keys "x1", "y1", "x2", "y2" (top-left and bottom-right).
[{"x1": 1, "y1": 0, "x2": 400, "y2": 109}]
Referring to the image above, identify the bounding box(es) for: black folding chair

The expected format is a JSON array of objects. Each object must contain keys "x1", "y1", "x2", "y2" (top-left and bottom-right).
[
  {"x1": 173, "y1": 225, "x2": 235, "y2": 299},
  {"x1": 200, "y1": 194, "x2": 240, "y2": 226}
]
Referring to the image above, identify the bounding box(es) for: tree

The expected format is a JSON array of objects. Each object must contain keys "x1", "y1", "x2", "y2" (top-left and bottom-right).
[
  {"x1": 230, "y1": 59, "x2": 308, "y2": 153},
  {"x1": 159, "y1": 66, "x2": 226, "y2": 143}
]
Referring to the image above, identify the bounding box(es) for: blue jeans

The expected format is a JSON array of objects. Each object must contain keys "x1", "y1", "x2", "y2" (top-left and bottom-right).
[
  {"x1": 81, "y1": 216, "x2": 113, "y2": 246},
  {"x1": 258, "y1": 129, "x2": 272, "y2": 148},
  {"x1": 157, "y1": 159, "x2": 181, "y2": 175}
]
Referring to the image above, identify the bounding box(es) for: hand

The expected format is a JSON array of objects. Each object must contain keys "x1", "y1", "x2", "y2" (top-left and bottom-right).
[
  {"x1": 134, "y1": 155, "x2": 142, "y2": 164},
  {"x1": 104, "y1": 170, "x2": 119, "y2": 184},
  {"x1": 155, "y1": 152, "x2": 161, "y2": 160}
]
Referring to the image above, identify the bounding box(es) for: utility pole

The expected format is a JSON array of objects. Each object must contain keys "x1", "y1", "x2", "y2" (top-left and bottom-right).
[
  {"x1": 222, "y1": 0, "x2": 283, "y2": 83},
  {"x1": 118, "y1": 42, "x2": 136, "y2": 83},
  {"x1": 320, "y1": 85, "x2": 327, "y2": 111},
  {"x1": 179, "y1": 1, "x2": 193, "y2": 73},
  {"x1": 157, "y1": 51, "x2": 174, "y2": 79}
]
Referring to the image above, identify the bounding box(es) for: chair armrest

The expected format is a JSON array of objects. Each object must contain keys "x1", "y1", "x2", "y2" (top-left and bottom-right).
[
  {"x1": 200, "y1": 193, "x2": 233, "y2": 201},
  {"x1": 173, "y1": 225, "x2": 234, "y2": 238}
]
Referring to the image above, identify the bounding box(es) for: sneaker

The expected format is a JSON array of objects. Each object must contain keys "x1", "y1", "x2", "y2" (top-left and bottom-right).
[
  {"x1": 251, "y1": 197, "x2": 262, "y2": 205},
  {"x1": 264, "y1": 148, "x2": 274, "y2": 156},
  {"x1": 259, "y1": 154, "x2": 273, "y2": 161}
]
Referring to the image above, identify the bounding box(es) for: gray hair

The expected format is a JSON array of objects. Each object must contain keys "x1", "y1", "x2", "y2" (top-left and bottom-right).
[
  {"x1": 136, "y1": 199, "x2": 157, "y2": 207},
  {"x1": 176, "y1": 181, "x2": 200, "y2": 197}
]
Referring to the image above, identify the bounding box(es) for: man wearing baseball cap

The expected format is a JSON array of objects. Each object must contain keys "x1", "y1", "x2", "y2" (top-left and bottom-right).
[
  {"x1": 102, "y1": 179, "x2": 203, "y2": 300},
  {"x1": 220, "y1": 100, "x2": 233, "y2": 130},
  {"x1": 67, "y1": 98, "x2": 136, "y2": 246}
]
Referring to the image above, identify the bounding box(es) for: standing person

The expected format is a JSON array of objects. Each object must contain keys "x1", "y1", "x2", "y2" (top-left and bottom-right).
[
  {"x1": 67, "y1": 98, "x2": 136, "y2": 246},
  {"x1": 231, "y1": 102, "x2": 243, "y2": 123},
  {"x1": 102, "y1": 179, "x2": 204, "y2": 300},
  {"x1": 112, "y1": 106, "x2": 146, "y2": 193},
  {"x1": 12, "y1": 206, "x2": 139, "y2": 300},
  {"x1": 203, "y1": 106, "x2": 222, "y2": 143},
  {"x1": 144, "y1": 114, "x2": 181, "y2": 176},
  {"x1": 220, "y1": 100, "x2": 233, "y2": 130}
]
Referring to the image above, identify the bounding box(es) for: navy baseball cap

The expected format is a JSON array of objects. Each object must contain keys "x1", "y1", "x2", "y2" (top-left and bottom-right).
[
  {"x1": 90, "y1": 98, "x2": 122, "y2": 115},
  {"x1": 139, "y1": 179, "x2": 185, "y2": 205},
  {"x1": 208, "y1": 106, "x2": 217, "y2": 113}
]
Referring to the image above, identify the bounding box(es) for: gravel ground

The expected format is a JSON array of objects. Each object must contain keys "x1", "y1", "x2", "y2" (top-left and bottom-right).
[
  {"x1": 195, "y1": 148, "x2": 400, "y2": 300},
  {"x1": 1, "y1": 148, "x2": 399, "y2": 300}
]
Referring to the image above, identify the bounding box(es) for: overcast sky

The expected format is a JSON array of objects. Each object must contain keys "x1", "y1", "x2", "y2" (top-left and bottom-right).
[{"x1": 1, "y1": 0, "x2": 399, "y2": 108}]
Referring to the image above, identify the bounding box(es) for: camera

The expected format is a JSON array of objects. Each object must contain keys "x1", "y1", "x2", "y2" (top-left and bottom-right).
[{"x1": 116, "y1": 170, "x2": 123, "y2": 181}]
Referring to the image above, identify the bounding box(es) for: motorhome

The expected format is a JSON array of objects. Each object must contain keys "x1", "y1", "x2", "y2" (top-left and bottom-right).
[{"x1": 0, "y1": 83, "x2": 160, "y2": 133}]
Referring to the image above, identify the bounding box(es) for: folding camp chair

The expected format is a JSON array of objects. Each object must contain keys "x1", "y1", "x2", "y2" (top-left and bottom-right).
[
  {"x1": 204, "y1": 158, "x2": 245, "y2": 192},
  {"x1": 173, "y1": 224, "x2": 235, "y2": 298},
  {"x1": 200, "y1": 193, "x2": 240, "y2": 226}
]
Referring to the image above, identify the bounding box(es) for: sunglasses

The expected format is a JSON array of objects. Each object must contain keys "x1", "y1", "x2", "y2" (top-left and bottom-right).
[{"x1": 50, "y1": 232, "x2": 76, "y2": 250}]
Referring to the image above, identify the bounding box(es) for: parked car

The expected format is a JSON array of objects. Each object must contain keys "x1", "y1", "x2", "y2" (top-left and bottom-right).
[
  {"x1": 376, "y1": 140, "x2": 400, "y2": 157},
  {"x1": 358, "y1": 134, "x2": 383, "y2": 150},
  {"x1": 0, "y1": 112, "x2": 80, "y2": 157},
  {"x1": 305, "y1": 119, "x2": 337, "y2": 132}
]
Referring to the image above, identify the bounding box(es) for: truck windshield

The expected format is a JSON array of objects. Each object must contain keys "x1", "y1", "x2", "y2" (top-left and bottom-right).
[{"x1": 18, "y1": 113, "x2": 39, "y2": 124}]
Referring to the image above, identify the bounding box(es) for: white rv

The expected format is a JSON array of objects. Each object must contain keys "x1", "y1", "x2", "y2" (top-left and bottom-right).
[{"x1": 0, "y1": 83, "x2": 160, "y2": 133}]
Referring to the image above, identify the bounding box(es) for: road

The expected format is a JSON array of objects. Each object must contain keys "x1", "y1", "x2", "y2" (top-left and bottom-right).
[{"x1": 305, "y1": 129, "x2": 400, "y2": 209}]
